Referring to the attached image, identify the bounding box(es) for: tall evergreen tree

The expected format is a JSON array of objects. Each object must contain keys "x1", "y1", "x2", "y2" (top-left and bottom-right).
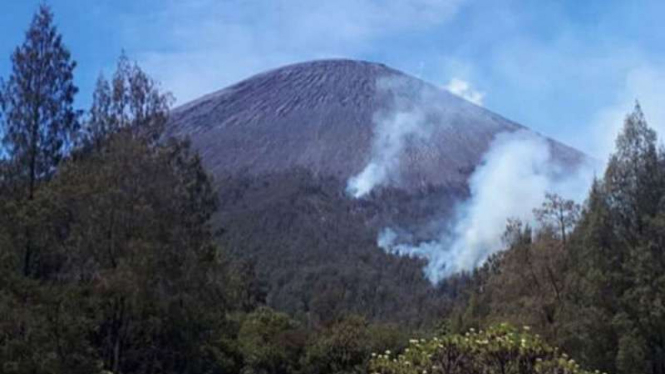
[
  {"x1": 0, "y1": 4, "x2": 79, "y2": 195},
  {"x1": 554, "y1": 104, "x2": 665, "y2": 374},
  {"x1": 0, "y1": 4, "x2": 79, "y2": 277},
  {"x1": 604, "y1": 102, "x2": 663, "y2": 243}
]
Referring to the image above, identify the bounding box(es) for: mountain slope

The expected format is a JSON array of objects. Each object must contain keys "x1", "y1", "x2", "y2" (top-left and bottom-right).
[
  {"x1": 169, "y1": 59, "x2": 586, "y2": 192},
  {"x1": 166, "y1": 59, "x2": 590, "y2": 326}
]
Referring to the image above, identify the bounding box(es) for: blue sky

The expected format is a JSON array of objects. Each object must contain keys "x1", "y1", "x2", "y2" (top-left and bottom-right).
[{"x1": 2, "y1": 0, "x2": 665, "y2": 158}]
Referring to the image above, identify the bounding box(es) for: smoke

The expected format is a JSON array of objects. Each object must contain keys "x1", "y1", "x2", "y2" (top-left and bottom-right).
[
  {"x1": 346, "y1": 110, "x2": 428, "y2": 198},
  {"x1": 444, "y1": 78, "x2": 485, "y2": 106},
  {"x1": 378, "y1": 130, "x2": 595, "y2": 283},
  {"x1": 347, "y1": 76, "x2": 596, "y2": 283},
  {"x1": 346, "y1": 77, "x2": 440, "y2": 198}
]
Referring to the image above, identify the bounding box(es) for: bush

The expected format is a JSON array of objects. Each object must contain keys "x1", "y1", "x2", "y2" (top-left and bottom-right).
[{"x1": 368, "y1": 323, "x2": 596, "y2": 374}]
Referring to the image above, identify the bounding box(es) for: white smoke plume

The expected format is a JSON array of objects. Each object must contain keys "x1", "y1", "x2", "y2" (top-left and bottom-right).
[
  {"x1": 347, "y1": 76, "x2": 595, "y2": 282},
  {"x1": 378, "y1": 130, "x2": 595, "y2": 283},
  {"x1": 346, "y1": 110, "x2": 428, "y2": 198},
  {"x1": 444, "y1": 78, "x2": 485, "y2": 106},
  {"x1": 346, "y1": 77, "x2": 440, "y2": 198}
]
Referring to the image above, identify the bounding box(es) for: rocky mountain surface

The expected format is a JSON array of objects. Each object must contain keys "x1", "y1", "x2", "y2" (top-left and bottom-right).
[{"x1": 169, "y1": 59, "x2": 587, "y2": 193}]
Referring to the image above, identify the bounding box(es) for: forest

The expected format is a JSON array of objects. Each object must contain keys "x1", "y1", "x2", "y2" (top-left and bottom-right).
[{"x1": 1, "y1": 5, "x2": 664, "y2": 374}]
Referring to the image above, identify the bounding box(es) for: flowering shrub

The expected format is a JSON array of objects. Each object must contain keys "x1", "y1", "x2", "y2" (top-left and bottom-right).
[{"x1": 369, "y1": 324, "x2": 599, "y2": 374}]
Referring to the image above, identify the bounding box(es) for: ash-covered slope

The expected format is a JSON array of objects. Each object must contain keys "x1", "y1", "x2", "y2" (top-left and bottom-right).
[{"x1": 169, "y1": 59, "x2": 587, "y2": 192}]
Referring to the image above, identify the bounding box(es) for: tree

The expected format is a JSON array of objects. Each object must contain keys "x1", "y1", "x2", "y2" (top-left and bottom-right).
[
  {"x1": 551, "y1": 104, "x2": 665, "y2": 374},
  {"x1": 303, "y1": 315, "x2": 372, "y2": 374},
  {"x1": 238, "y1": 307, "x2": 305, "y2": 374},
  {"x1": 0, "y1": 4, "x2": 78, "y2": 196},
  {"x1": 0, "y1": 4, "x2": 79, "y2": 277},
  {"x1": 0, "y1": 29, "x2": 252, "y2": 369},
  {"x1": 49, "y1": 55, "x2": 233, "y2": 372},
  {"x1": 604, "y1": 102, "x2": 663, "y2": 243},
  {"x1": 533, "y1": 193, "x2": 581, "y2": 245},
  {"x1": 598, "y1": 103, "x2": 665, "y2": 374},
  {"x1": 82, "y1": 53, "x2": 172, "y2": 149}
]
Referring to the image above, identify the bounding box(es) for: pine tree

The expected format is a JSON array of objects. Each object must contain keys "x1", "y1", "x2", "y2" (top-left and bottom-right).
[
  {"x1": 604, "y1": 102, "x2": 663, "y2": 243},
  {"x1": 0, "y1": 4, "x2": 79, "y2": 196},
  {"x1": 0, "y1": 4, "x2": 79, "y2": 277},
  {"x1": 569, "y1": 104, "x2": 665, "y2": 374}
]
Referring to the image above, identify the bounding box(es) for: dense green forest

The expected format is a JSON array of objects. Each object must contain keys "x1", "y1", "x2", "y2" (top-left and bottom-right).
[{"x1": 1, "y1": 6, "x2": 663, "y2": 374}]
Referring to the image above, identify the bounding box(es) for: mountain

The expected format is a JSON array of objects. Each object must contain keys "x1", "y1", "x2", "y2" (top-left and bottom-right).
[
  {"x1": 166, "y1": 59, "x2": 590, "y2": 326},
  {"x1": 169, "y1": 59, "x2": 586, "y2": 192}
]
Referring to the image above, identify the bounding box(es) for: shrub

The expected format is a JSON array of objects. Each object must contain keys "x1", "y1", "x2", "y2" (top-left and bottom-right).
[{"x1": 369, "y1": 323, "x2": 597, "y2": 374}]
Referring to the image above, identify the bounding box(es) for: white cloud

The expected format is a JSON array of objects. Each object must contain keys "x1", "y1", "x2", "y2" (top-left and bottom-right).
[{"x1": 444, "y1": 78, "x2": 485, "y2": 106}]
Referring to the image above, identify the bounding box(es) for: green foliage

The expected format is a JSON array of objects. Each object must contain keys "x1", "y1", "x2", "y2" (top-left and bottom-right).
[
  {"x1": 304, "y1": 315, "x2": 372, "y2": 374},
  {"x1": 0, "y1": 276, "x2": 101, "y2": 373},
  {"x1": 0, "y1": 4, "x2": 78, "y2": 188},
  {"x1": 238, "y1": 307, "x2": 306, "y2": 374},
  {"x1": 83, "y1": 52, "x2": 173, "y2": 148},
  {"x1": 571, "y1": 103, "x2": 665, "y2": 373},
  {"x1": 301, "y1": 315, "x2": 409, "y2": 374},
  {"x1": 0, "y1": 8, "x2": 249, "y2": 372},
  {"x1": 369, "y1": 324, "x2": 594, "y2": 374},
  {"x1": 0, "y1": 3, "x2": 79, "y2": 278}
]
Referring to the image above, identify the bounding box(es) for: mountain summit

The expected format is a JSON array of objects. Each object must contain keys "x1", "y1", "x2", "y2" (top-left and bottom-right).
[{"x1": 169, "y1": 59, "x2": 588, "y2": 193}]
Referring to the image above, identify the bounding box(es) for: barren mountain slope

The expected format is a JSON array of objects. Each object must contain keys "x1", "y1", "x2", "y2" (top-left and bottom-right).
[{"x1": 169, "y1": 59, "x2": 586, "y2": 193}]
